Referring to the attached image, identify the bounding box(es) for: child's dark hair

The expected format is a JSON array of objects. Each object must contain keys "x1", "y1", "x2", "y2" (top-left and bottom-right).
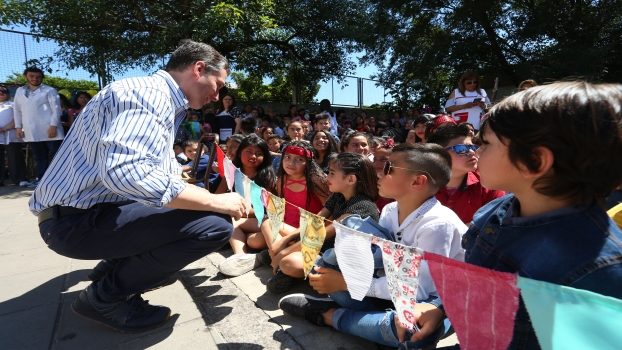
[
  {"x1": 329, "y1": 153, "x2": 378, "y2": 200},
  {"x1": 427, "y1": 124, "x2": 471, "y2": 147},
  {"x1": 267, "y1": 134, "x2": 282, "y2": 143},
  {"x1": 412, "y1": 116, "x2": 429, "y2": 142},
  {"x1": 481, "y1": 81, "x2": 622, "y2": 204},
  {"x1": 391, "y1": 143, "x2": 452, "y2": 192},
  {"x1": 240, "y1": 117, "x2": 256, "y2": 134},
  {"x1": 308, "y1": 130, "x2": 338, "y2": 163},
  {"x1": 339, "y1": 131, "x2": 371, "y2": 152},
  {"x1": 233, "y1": 134, "x2": 277, "y2": 193},
  {"x1": 227, "y1": 134, "x2": 245, "y2": 144},
  {"x1": 183, "y1": 139, "x2": 199, "y2": 149},
  {"x1": 278, "y1": 140, "x2": 328, "y2": 206}
]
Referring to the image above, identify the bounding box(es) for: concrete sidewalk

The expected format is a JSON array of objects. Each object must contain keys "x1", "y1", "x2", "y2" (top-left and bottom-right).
[{"x1": 0, "y1": 187, "x2": 457, "y2": 349}]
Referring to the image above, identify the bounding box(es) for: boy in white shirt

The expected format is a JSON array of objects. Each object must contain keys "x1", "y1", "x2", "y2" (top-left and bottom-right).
[{"x1": 279, "y1": 144, "x2": 466, "y2": 348}]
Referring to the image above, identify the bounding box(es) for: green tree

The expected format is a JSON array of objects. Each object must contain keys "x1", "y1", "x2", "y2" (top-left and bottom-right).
[
  {"x1": 358, "y1": 0, "x2": 622, "y2": 107},
  {"x1": 5, "y1": 72, "x2": 98, "y2": 90},
  {"x1": 229, "y1": 70, "x2": 320, "y2": 103},
  {"x1": 3, "y1": 0, "x2": 368, "y2": 88}
]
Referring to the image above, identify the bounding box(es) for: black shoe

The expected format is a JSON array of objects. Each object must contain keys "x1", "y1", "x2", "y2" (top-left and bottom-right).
[
  {"x1": 88, "y1": 259, "x2": 117, "y2": 281},
  {"x1": 278, "y1": 293, "x2": 339, "y2": 326},
  {"x1": 71, "y1": 284, "x2": 171, "y2": 333},
  {"x1": 266, "y1": 270, "x2": 298, "y2": 294},
  {"x1": 257, "y1": 249, "x2": 272, "y2": 267}
]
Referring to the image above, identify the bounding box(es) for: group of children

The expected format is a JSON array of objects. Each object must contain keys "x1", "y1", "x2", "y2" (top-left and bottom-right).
[{"x1": 177, "y1": 81, "x2": 622, "y2": 349}]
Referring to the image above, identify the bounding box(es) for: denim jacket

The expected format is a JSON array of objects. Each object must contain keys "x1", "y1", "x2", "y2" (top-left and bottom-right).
[{"x1": 463, "y1": 195, "x2": 622, "y2": 349}]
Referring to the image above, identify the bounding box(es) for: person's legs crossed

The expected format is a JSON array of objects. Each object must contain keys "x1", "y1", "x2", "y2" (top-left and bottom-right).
[{"x1": 40, "y1": 201, "x2": 233, "y2": 300}]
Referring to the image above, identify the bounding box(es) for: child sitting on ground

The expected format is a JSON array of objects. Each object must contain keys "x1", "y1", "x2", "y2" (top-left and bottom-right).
[
  {"x1": 279, "y1": 144, "x2": 467, "y2": 349},
  {"x1": 428, "y1": 123, "x2": 505, "y2": 224},
  {"x1": 405, "y1": 81, "x2": 622, "y2": 348}
]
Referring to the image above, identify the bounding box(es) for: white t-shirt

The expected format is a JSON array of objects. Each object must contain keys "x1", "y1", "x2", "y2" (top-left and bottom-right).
[
  {"x1": 445, "y1": 88, "x2": 490, "y2": 129},
  {"x1": 0, "y1": 101, "x2": 18, "y2": 145},
  {"x1": 369, "y1": 197, "x2": 467, "y2": 301}
]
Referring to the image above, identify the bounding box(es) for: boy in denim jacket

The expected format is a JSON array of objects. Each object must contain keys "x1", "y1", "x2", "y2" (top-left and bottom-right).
[{"x1": 410, "y1": 82, "x2": 622, "y2": 349}]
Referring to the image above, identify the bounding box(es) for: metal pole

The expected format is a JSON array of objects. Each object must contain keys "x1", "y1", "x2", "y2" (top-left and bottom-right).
[
  {"x1": 331, "y1": 78, "x2": 334, "y2": 104},
  {"x1": 22, "y1": 34, "x2": 28, "y2": 67}
]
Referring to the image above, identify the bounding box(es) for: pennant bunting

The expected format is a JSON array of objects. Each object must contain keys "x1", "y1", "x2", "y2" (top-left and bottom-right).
[
  {"x1": 518, "y1": 277, "x2": 622, "y2": 350},
  {"x1": 261, "y1": 188, "x2": 270, "y2": 207},
  {"x1": 242, "y1": 176, "x2": 252, "y2": 215},
  {"x1": 223, "y1": 157, "x2": 236, "y2": 191},
  {"x1": 266, "y1": 193, "x2": 285, "y2": 243},
  {"x1": 333, "y1": 222, "x2": 374, "y2": 301},
  {"x1": 373, "y1": 239, "x2": 423, "y2": 330},
  {"x1": 425, "y1": 252, "x2": 519, "y2": 350},
  {"x1": 250, "y1": 182, "x2": 264, "y2": 225},
  {"x1": 234, "y1": 168, "x2": 245, "y2": 197},
  {"x1": 216, "y1": 145, "x2": 225, "y2": 177},
  {"x1": 299, "y1": 209, "x2": 327, "y2": 278}
]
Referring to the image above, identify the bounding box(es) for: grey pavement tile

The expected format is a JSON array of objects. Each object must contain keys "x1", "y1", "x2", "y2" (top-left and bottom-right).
[{"x1": 0, "y1": 302, "x2": 58, "y2": 350}]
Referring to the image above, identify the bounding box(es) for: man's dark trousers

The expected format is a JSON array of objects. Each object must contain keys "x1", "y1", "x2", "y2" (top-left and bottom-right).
[{"x1": 38, "y1": 201, "x2": 232, "y2": 300}]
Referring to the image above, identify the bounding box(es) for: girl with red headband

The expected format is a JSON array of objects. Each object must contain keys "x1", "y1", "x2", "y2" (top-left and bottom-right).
[{"x1": 260, "y1": 140, "x2": 329, "y2": 293}]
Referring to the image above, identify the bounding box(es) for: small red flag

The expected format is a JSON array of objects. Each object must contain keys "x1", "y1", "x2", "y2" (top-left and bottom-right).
[{"x1": 216, "y1": 145, "x2": 226, "y2": 177}]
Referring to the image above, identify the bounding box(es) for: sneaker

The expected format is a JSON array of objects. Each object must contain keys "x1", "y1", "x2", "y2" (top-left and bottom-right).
[
  {"x1": 278, "y1": 293, "x2": 339, "y2": 326},
  {"x1": 266, "y1": 270, "x2": 299, "y2": 294},
  {"x1": 256, "y1": 249, "x2": 272, "y2": 267},
  {"x1": 218, "y1": 253, "x2": 260, "y2": 277},
  {"x1": 71, "y1": 284, "x2": 171, "y2": 333},
  {"x1": 18, "y1": 181, "x2": 30, "y2": 187}
]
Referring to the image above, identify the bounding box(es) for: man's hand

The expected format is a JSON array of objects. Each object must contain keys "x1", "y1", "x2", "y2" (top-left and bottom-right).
[
  {"x1": 16, "y1": 128, "x2": 25, "y2": 139},
  {"x1": 211, "y1": 192, "x2": 246, "y2": 220},
  {"x1": 308, "y1": 266, "x2": 348, "y2": 294},
  {"x1": 48, "y1": 126, "x2": 57, "y2": 138}
]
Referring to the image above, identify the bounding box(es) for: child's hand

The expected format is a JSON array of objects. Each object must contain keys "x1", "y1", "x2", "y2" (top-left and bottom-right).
[
  {"x1": 409, "y1": 303, "x2": 444, "y2": 343},
  {"x1": 308, "y1": 266, "x2": 347, "y2": 294}
]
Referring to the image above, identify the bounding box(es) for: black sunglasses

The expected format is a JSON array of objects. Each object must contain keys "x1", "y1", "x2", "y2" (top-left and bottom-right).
[
  {"x1": 446, "y1": 144, "x2": 479, "y2": 155},
  {"x1": 383, "y1": 161, "x2": 436, "y2": 184}
]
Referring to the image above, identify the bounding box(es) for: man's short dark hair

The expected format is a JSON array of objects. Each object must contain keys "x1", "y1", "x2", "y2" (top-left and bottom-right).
[
  {"x1": 240, "y1": 117, "x2": 256, "y2": 134},
  {"x1": 482, "y1": 81, "x2": 622, "y2": 204},
  {"x1": 392, "y1": 143, "x2": 452, "y2": 192},
  {"x1": 23, "y1": 66, "x2": 44, "y2": 78},
  {"x1": 166, "y1": 40, "x2": 229, "y2": 73},
  {"x1": 314, "y1": 112, "x2": 330, "y2": 125},
  {"x1": 427, "y1": 124, "x2": 470, "y2": 147}
]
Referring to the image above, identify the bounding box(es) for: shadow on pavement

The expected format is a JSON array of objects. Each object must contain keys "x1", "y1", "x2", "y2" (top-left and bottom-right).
[{"x1": 0, "y1": 269, "x2": 179, "y2": 350}]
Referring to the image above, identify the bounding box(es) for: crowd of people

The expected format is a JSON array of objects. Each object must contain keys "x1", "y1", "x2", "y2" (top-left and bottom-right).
[
  {"x1": 4, "y1": 46, "x2": 622, "y2": 349},
  {"x1": 172, "y1": 78, "x2": 622, "y2": 348}
]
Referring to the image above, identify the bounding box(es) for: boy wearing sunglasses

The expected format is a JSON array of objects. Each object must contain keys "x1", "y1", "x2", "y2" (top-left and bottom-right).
[
  {"x1": 280, "y1": 143, "x2": 466, "y2": 349},
  {"x1": 428, "y1": 123, "x2": 505, "y2": 224}
]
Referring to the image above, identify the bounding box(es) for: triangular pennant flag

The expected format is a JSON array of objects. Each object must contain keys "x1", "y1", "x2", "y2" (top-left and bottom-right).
[
  {"x1": 261, "y1": 188, "x2": 270, "y2": 207},
  {"x1": 518, "y1": 276, "x2": 622, "y2": 350},
  {"x1": 242, "y1": 176, "x2": 252, "y2": 215},
  {"x1": 334, "y1": 222, "x2": 374, "y2": 301},
  {"x1": 299, "y1": 209, "x2": 326, "y2": 278},
  {"x1": 234, "y1": 168, "x2": 245, "y2": 197},
  {"x1": 216, "y1": 145, "x2": 226, "y2": 177},
  {"x1": 266, "y1": 193, "x2": 285, "y2": 243},
  {"x1": 223, "y1": 157, "x2": 236, "y2": 191},
  {"x1": 250, "y1": 182, "x2": 265, "y2": 227},
  {"x1": 373, "y1": 240, "x2": 423, "y2": 330},
  {"x1": 425, "y1": 252, "x2": 519, "y2": 350}
]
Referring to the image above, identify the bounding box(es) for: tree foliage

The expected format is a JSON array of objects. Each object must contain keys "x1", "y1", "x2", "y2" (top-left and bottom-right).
[
  {"x1": 229, "y1": 71, "x2": 320, "y2": 102},
  {"x1": 358, "y1": 0, "x2": 622, "y2": 107},
  {"x1": 5, "y1": 73, "x2": 98, "y2": 90},
  {"x1": 3, "y1": 0, "x2": 367, "y2": 92}
]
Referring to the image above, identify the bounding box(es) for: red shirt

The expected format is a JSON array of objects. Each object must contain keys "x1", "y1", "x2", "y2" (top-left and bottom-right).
[{"x1": 436, "y1": 172, "x2": 505, "y2": 224}]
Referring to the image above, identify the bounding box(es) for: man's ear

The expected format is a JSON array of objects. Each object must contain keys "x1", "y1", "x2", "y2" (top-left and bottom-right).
[
  {"x1": 519, "y1": 146, "x2": 554, "y2": 180},
  {"x1": 192, "y1": 61, "x2": 205, "y2": 78}
]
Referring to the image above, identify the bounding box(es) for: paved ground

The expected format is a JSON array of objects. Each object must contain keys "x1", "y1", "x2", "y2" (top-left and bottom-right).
[{"x1": 0, "y1": 186, "x2": 458, "y2": 349}]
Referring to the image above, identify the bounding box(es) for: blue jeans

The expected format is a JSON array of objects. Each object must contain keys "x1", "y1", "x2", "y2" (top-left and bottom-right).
[
  {"x1": 332, "y1": 307, "x2": 453, "y2": 348},
  {"x1": 39, "y1": 201, "x2": 232, "y2": 301}
]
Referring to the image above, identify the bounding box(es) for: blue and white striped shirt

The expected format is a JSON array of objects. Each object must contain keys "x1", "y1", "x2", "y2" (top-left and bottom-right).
[{"x1": 29, "y1": 70, "x2": 189, "y2": 215}]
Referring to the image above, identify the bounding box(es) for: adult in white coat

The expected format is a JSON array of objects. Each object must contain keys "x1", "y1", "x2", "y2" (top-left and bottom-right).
[{"x1": 13, "y1": 67, "x2": 64, "y2": 181}]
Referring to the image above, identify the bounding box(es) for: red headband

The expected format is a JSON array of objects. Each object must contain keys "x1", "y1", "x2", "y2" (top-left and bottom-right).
[{"x1": 284, "y1": 145, "x2": 313, "y2": 159}]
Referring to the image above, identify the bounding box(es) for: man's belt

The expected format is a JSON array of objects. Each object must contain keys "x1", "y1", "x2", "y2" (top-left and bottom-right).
[{"x1": 38, "y1": 205, "x2": 89, "y2": 224}]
